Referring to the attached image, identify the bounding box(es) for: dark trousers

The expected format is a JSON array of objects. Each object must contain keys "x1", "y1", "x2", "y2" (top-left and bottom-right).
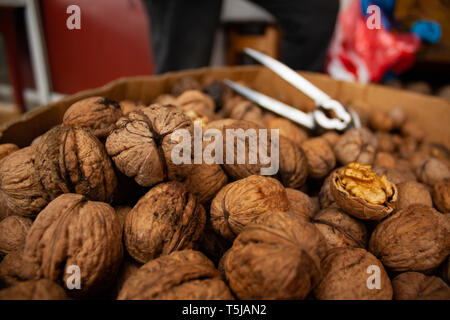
[{"x1": 143, "y1": 0, "x2": 339, "y2": 74}]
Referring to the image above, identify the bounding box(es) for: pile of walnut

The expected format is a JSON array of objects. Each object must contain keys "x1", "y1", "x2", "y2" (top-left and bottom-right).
[{"x1": 0, "y1": 76, "x2": 449, "y2": 300}]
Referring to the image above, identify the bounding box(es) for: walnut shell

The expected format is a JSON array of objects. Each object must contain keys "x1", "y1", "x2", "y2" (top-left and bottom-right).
[
  {"x1": 321, "y1": 131, "x2": 340, "y2": 147},
  {"x1": 388, "y1": 107, "x2": 407, "y2": 129},
  {"x1": 0, "y1": 279, "x2": 68, "y2": 300},
  {"x1": 278, "y1": 136, "x2": 308, "y2": 188},
  {"x1": 0, "y1": 144, "x2": 18, "y2": 163},
  {"x1": 313, "y1": 207, "x2": 368, "y2": 249},
  {"x1": 210, "y1": 175, "x2": 289, "y2": 241},
  {"x1": 0, "y1": 251, "x2": 28, "y2": 287},
  {"x1": 374, "y1": 152, "x2": 396, "y2": 168},
  {"x1": 372, "y1": 165, "x2": 416, "y2": 185},
  {"x1": 369, "y1": 204, "x2": 450, "y2": 272},
  {"x1": 392, "y1": 272, "x2": 450, "y2": 300},
  {"x1": 62, "y1": 97, "x2": 122, "y2": 138},
  {"x1": 375, "y1": 132, "x2": 396, "y2": 153},
  {"x1": 398, "y1": 136, "x2": 418, "y2": 159},
  {"x1": 124, "y1": 182, "x2": 206, "y2": 263},
  {"x1": 433, "y1": 178, "x2": 450, "y2": 213},
  {"x1": 396, "y1": 181, "x2": 432, "y2": 210},
  {"x1": 0, "y1": 216, "x2": 32, "y2": 255},
  {"x1": 176, "y1": 90, "x2": 216, "y2": 124},
  {"x1": 225, "y1": 100, "x2": 265, "y2": 127},
  {"x1": 402, "y1": 121, "x2": 425, "y2": 142},
  {"x1": 0, "y1": 146, "x2": 48, "y2": 217},
  {"x1": 334, "y1": 128, "x2": 377, "y2": 165},
  {"x1": 106, "y1": 104, "x2": 193, "y2": 187},
  {"x1": 318, "y1": 171, "x2": 338, "y2": 209},
  {"x1": 171, "y1": 76, "x2": 201, "y2": 96},
  {"x1": 114, "y1": 257, "x2": 141, "y2": 297},
  {"x1": 331, "y1": 163, "x2": 398, "y2": 220},
  {"x1": 119, "y1": 100, "x2": 144, "y2": 116},
  {"x1": 21, "y1": 193, "x2": 123, "y2": 297},
  {"x1": 370, "y1": 111, "x2": 394, "y2": 132},
  {"x1": 416, "y1": 158, "x2": 450, "y2": 187},
  {"x1": 115, "y1": 205, "x2": 132, "y2": 230},
  {"x1": 266, "y1": 117, "x2": 308, "y2": 146},
  {"x1": 301, "y1": 137, "x2": 336, "y2": 179},
  {"x1": 314, "y1": 247, "x2": 393, "y2": 300},
  {"x1": 153, "y1": 94, "x2": 178, "y2": 106},
  {"x1": 223, "y1": 211, "x2": 327, "y2": 299},
  {"x1": 118, "y1": 250, "x2": 233, "y2": 300},
  {"x1": 34, "y1": 125, "x2": 117, "y2": 203},
  {"x1": 286, "y1": 188, "x2": 316, "y2": 220}
]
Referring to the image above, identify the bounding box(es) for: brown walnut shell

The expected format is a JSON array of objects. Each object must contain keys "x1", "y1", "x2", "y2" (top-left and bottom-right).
[
  {"x1": 0, "y1": 216, "x2": 32, "y2": 255},
  {"x1": 374, "y1": 152, "x2": 396, "y2": 168},
  {"x1": 278, "y1": 136, "x2": 309, "y2": 188},
  {"x1": 392, "y1": 272, "x2": 450, "y2": 300},
  {"x1": 396, "y1": 181, "x2": 432, "y2": 210},
  {"x1": 0, "y1": 144, "x2": 18, "y2": 163},
  {"x1": 313, "y1": 207, "x2": 368, "y2": 249},
  {"x1": 225, "y1": 100, "x2": 265, "y2": 127},
  {"x1": 321, "y1": 131, "x2": 340, "y2": 147},
  {"x1": 210, "y1": 175, "x2": 289, "y2": 241},
  {"x1": 369, "y1": 204, "x2": 450, "y2": 272},
  {"x1": 331, "y1": 163, "x2": 398, "y2": 220},
  {"x1": 286, "y1": 188, "x2": 316, "y2": 220},
  {"x1": 334, "y1": 128, "x2": 377, "y2": 165},
  {"x1": 119, "y1": 100, "x2": 144, "y2": 116},
  {"x1": 118, "y1": 250, "x2": 233, "y2": 300},
  {"x1": 124, "y1": 182, "x2": 206, "y2": 263},
  {"x1": 34, "y1": 125, "x2": 117, "y2": 203},
  {"x1": 388, "y1": 107, "x2": 406, "y2": 129},
  {"x1": 372, "y1": 165, "x2": 416, "y2": 185},
  {"x1": 176, "y1": 90, "x2": 216, "y2": 124},
  {"x1": 369, "y1": 111, "x2": 394, "y2": 132},
  {"x1": 375, "y1": 132, "x2": 396, "y2": 153},
  {"x1": 401, "y1": 121, "x2": 425, "y2": 142},
  {"x1": 0, "y1": 146, "x2": 48, "y2": 217},
  {"x1": 416, "y1": 158, "x2": 450, "y2": 187},
  {"x1": 223, "y1": 211, "x2": 327, "y2": 299},
  {"x1": 301, "y1": 137, "x2": 336, "y2": 179},
  {"x1": 171, "y1": 76, "x2": 201, "y2": 96},
  {"x1": 0, "y1": 251, "x2": 28, "y2": 287},
  {"x1": 433, "y1": 178, "x2": 450, "y2": 213},
  {"x1": 266, "y1": 117, "x2": 308, "y2": 146},
  {"x1": 106, "y1": 104, "x2": 193, "y2": 187},
  {"x1": 318, "y1": 171, "x2": 338, "y2": 209},
  {"x1": 0, "y1": 279, "x2": 68, "y2": 300},
  {"x1": 62, "y1": 96, "x2": 122, "y2": 139},
  {"x1": 314, "y1": 247, "x2": 393, "y2": 300},
  {"x1": 21, "y1": 193, "x2": 123, "y2": 297}
]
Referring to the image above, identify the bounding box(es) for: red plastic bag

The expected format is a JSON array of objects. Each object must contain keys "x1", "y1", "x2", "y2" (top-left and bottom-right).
[{"x1": 326, "y1": 0, "x2": 420, "y2": 83}]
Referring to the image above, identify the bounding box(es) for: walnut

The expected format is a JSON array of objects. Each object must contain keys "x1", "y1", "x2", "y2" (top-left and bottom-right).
[
  {"x1": 417, "y1": 142, "x2": 450, "y2": 169},
  {"x1": 21, "y1": 193, "x2": 123, "y2": 297},
  {"x1": 372, "y1": 166, "x2": 416, "y2": 185},
  {"x1": 312, "y1": 207, "x2": 368, "y2": 249},
  {"x1": 106, "y1": 104, "x2": 193, "y2": 187},
  {"x1": 115, "y1": 205, "x2": 132, "y2": 229},
  {"x1": 369, "y1": 204, "x2": 450, "y2": 272},
  {"x1": 224, "y1": 99, "x2": 265, "y2": 127},
  {"x1": 401, "y1": 121, "x2": 425, "y2": 142},
  {"x1": 416, "y1": 158, "x2": 450, "y2": 187},
  {"x1": 318, "y1": 172, "x2": 338, "y2": 209},
  {"x1": 176, "y1": 90, "x2": 216, "y2": 125},
  {"x1": 223, "y1": 211, "x2": 327, "y2": 299},
  {"x1": 0, "y1": 216, "x2": 32, "y2": 255},
  {"x1": 375, "y1": 132, "x2": 396, "y2": 153},
  {"x1": 0, "y1": 146, "x2": 48, "y2": 217},
  {"x1": 34, "y1": 125, "x2": 117, "y2": 203},
  {"x1": 171, "y1": 76, "x2": 201, "y2": 96},
  {"x1": 114, "y1": 257, "x2": 141, "y2": 297},
  {"x1": 398, "y1": 136, "x2": 418, "y2": 159},
  {"x1": 0, "y1": 251, "x2": 28, "y2": 287},
  {"x1": 286, "y1": 188, "x2": 316, "y2": 220},
  {"x1": 314, "y1": 247, "x2": 393, "y2": 300},
  {"x1": 118, "y1": 250, "x2": 234, "y2": 300},
  {"x1": 0, "y1": 144, "x2": 18, "y2": 163},
  {"x1": 301, "y1": 137, "x2": 336, "y2": 179},
  {"x1": 266, "y1": 117, "x2": 308, "y2": 146},
  {"x1": 210, "y1": 175, "x2": 289, "y2": 241},
  {"x1": 124, "y1": 182, "x2": 206, "y2": 263},
  {"x1": 62, "y1": 97, "x2": 122, "y2": 139},
  {"x1": 374, "y1": 152, "x2": 396, "y2": 168},
  {"x1": 119, "y1": 100, "x2": 144, "y2": 116},
  {"x1": 396, "y1": 181, "x2": 432, "y2": 210},
  {"x1": 153, "y1": 94, "x2": 178, "y2": 106},
  {"x1": 278, "y1": 136, "x2": 309, "y2": 188},
  {"x1": 369, "y1": 111, "x2": 394, "y2": 132},
  {"x1": 388, "y1": 107, "x2": 406, "y2": 129},
  {"x1": 334, "y1": 128, "x2": 377, "y2": 165},
  {"x1": 433, "y1": 178, "x2": 450, "y2": 213},
  {"x1": 0, "y1": 279, "x2": 68, "y2": 300},
  {"x1": 392, "y1": 272, "x2": 450, "y2": 300},
  {"x1": 202, "y1": 78, "x2": 230, "y2": 110},
  {"x1": 331, "y1": 162, "x2": 397, "y2": 220},
  {"x1": 321, "y1": 131, "x2": 340, "y2": 147}
]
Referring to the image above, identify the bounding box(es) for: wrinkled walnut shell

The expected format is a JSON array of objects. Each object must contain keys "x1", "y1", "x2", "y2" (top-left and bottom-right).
[
  {"x1": 124, "y1": 182, "x2": 206, "y2": 263},
  {"x1": 119, "y1": 100, "x2": 144, "y2": 116},
  {"x1": 34, "y1": 125, "x2": 117, "y2": 203},
  {"x1": 176, "y1": 90, "x2": 216, "y2": 124},
  {"x1": 369, "y1": 204, "x2": 450, "y2": 272},
  {"x1": 0, "y1": 144, "x2": 18, "y2": 163},
  {"x1": 278, "y1": 136, "x2": 309, "y2": 188},
  {"x1": 62, "y1": 96, "x2": 122, "y2": 139},
  {"x1": 331, "y1": 164, "x2": 398, "y2": 220},
  {"x1": 118, "y1": 250, "x2": 233, "y2": 300},
  {"x1": 266, "y1": 117, "x2": 308, "y2": 146},
  {"x1": 286, "y1": 188, "x2": 316, "y2": 220},
  {"x1": 171, "y1": 76, "x2": 201, "y2": 96},
  {"x1": 0, "y1": 279, "x2": 68, "y2": 300},
  {"x1": 416, "y1": 158, "x2": 450, "y2": 187},
  {"x1": 0, "y1": 216, "x2": 32, "y2": 255},
  {"x1": 301, "y1": 137, "x2": 336, "y2": 179},
  {"x1": 396, "y1": 181, "x2": 432, "y2": 210},
  {"x1": 106, "y1": 104, "x2": 193, "y2": 187},
  {"x1": 22, "y1": 193, "x2": 123, "y2": 297},
  {"x1": 313, "y1": 207, "x2": 368, "y2": 249},
  {"x1": 334, "y1": 128, "x2": 377, "y2": 165},
  {"x1": 433, "y1": 178, "x2": 450, "y2": 213},
  {"x1": 210, "y1": 175, "x2": 289, "y2": 241},
  {"x1": 372, "y1": 166, "x2": 416, "y2": 185},
  {"x1": 223, "y1": 211, "x2": 327, "y2": 299},
  {"x1": 314, "y1": 247, "x2": 393, "y2": 300},
  {"x1": 392, "y1": 272, "x2": 450, "y2": 300},
  {"x1": 0, "y1": 251, "x2": 28, "y2": 287}
]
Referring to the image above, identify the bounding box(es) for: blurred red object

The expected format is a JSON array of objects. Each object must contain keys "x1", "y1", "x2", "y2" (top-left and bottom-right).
[
  {"x1": 326, "y1": 0, "x2": 420, "y2": 83},
  {"x1": 41, "y1": 0, "x2": 153, "y2": 94}
]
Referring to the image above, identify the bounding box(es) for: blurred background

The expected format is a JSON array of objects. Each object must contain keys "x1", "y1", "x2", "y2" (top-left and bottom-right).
[{"x1": 0, "y1": 0, "x2": 449, "y2": 125}]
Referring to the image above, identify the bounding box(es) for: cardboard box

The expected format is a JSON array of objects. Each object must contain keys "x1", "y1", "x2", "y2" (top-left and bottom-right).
[{"x1": 1, "y1": 66, "x2": 449, "y2": 148}]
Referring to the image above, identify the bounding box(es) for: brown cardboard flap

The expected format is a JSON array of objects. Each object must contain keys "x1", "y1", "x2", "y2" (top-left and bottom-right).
[{"x1": 1, "y1": 66, "x2": 449, "y2": 148}]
